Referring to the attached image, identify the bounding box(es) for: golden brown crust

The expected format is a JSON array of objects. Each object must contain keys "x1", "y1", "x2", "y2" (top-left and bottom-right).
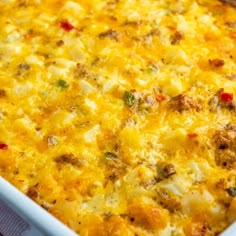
[{"x1": 0, "y1": 0, "x2": 235, "y2": 235}]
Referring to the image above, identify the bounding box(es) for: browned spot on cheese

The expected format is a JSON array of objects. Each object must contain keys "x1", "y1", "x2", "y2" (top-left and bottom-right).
[
  {"x1": 209, "y1": 59, "x2": 225, "y2": 68},
  {"x1": 128, "y1": 200, "x2": 168, "y2": 230},
  {"x1": 55, "y1": 154, "x2": 86, "y2": 167}
]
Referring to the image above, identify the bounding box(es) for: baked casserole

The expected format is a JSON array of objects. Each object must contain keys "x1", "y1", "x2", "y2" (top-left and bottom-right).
[{"x1": 0, "y1": 0, "x2": 236, "y2": 235}]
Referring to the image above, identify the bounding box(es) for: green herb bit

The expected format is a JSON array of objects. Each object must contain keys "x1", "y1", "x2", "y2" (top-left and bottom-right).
[
  {"x1": 123, "y1": 91, "x2": 135, "y2": 107},
  {"x1": 57, "y1": 79, "x2": 69, "y2": 89},
  {"x1": 151, "y1": 22, "x2": 157, "y2": 28},
  {"x1": 104, "y1": 152, "x2": 118, "y2": 159},
  {"x1": 146, "y1": 66, "x2": 157, "y2": 73}
]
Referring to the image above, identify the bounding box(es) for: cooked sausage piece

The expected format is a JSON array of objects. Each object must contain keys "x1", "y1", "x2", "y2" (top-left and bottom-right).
[
  {"x1": 74, "y1": 63, "x2": 89, "y2": 78},
  {"x1": 213, "y1": 124, "x2": 236, "y2": 169},
  {"x1": 170, "y1": 94, "x2": 201, "y2": 112},
  {"x1": 18, "y1": 63, "x2": 30, "y2": 70},
  {"x1": 162, "y1": 164, "x2": 176, "y2": 178},
  {"x1": 170, "y1": 31, "x2": 183, "y2": 45},
  {"x1": 27, "y1": 185, "x2": 39, "y2": 200},
  {"x1": 209, "y1": 59, "x2": 225, "y2": 68},
  {"x1": 55, "y1": 154, "x2": 85, "y2": 167},
  {"x1": 0, "y1": 89, "x2": 6, "y2": 97},
  {"x1": 98, "y1": 29, "x2": 120, "y2": 41}
]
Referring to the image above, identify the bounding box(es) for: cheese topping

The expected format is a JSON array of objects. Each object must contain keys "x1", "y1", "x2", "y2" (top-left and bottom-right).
[{"x1": 0, "y1": 0, "x2": 236, "y2": 235}]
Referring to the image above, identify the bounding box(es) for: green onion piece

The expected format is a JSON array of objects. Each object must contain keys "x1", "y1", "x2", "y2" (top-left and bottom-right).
[
  {"x1": 104, "y1": 152, "x2": 118, "y2": 159},
  {"x1": 123, "y1": 91, "x2": 135, "y2": 107},
  {"x1": 57, "y1": 79, "x2": 69, "y2": 89},
  {"x1": 146, "y1": 66, "x2": 157, "y2": 73}
]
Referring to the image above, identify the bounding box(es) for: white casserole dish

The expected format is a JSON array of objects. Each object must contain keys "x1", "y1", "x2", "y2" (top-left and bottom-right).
[
  {"x1": 220, "y1": 222, "x2": 236, "y2": 236},
  {"x1": 0, "y1": 177, "x2": 77, "y2": 236}
]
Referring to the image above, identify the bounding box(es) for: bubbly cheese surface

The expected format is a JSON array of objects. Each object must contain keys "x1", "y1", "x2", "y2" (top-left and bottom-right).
[{"x1": 0, "y1": 0, "x2": 236, "y2": 235}]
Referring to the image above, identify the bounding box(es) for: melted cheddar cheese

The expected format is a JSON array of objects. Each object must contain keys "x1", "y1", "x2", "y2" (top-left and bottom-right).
[{"x1": 0, "y1": 0, "x2": 236, "y2": 235}]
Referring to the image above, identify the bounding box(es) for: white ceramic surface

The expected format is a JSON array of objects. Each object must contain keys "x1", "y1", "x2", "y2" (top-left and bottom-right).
[
  {"x1": 220, "y1": 222, "x2": 236, "y2": 236},
  {"x1": 0, "y1": 177, "x2": 77, "y2": 236}
]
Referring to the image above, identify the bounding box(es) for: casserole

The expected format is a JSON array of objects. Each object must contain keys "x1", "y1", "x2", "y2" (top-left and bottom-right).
[
  {"x1": 0, "y1": 0, "x2": 236, "y2": 235},
  {"x1": 0, "y1": 176, "x2": 235, "y2": 236}
]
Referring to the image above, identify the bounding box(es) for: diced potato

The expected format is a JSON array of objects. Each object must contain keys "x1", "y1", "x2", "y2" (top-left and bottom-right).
[
  {"x1": 33, "y1": 13, "x2": 56, "y2": 30},
  {"x1": 49, "y1": 110, "x2": 76, "y2": 129},
  {"x1": 13, "y1": 82, "x2": 33, "y2": 96},
  {"x1": 162, "y1": 78, "x2": 185, "y2": 97},
  {"x1": 84, "y1": 98, "x2": 97, "y2": 112},
  {"x1": 48, "y1": 65, "x2": 70, "y2": 77},
  {"x1": 83, "y1": 125, "x2": 100, "y2": 143},
  {"x1": 60, "y1": 1, "x2": 85, "y2": 19},
  {"x1": 163, "y1": 128, "x2": 187, "y2": 149},
  {"x1": 137, "y1": 165, "x2": 155, "y2": 182},
  {"x1": 25, "y1": 55, "x2": 44, "y2": 66},
  {"x1": 79, "y1": 80, "x2": 97, "y2": 94},
  {"x1": 181, "y1": 189, "x2": 214, "y2": 215},
  {"x1": 164, "y1": 48, "x2": 189, "y2": 65},
  {"x1": 13, "y1": 117, "x2": 35, "y2": 131},
  {"x1": 119, "y1": 127, "x2": 141, "y2": 149}
]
